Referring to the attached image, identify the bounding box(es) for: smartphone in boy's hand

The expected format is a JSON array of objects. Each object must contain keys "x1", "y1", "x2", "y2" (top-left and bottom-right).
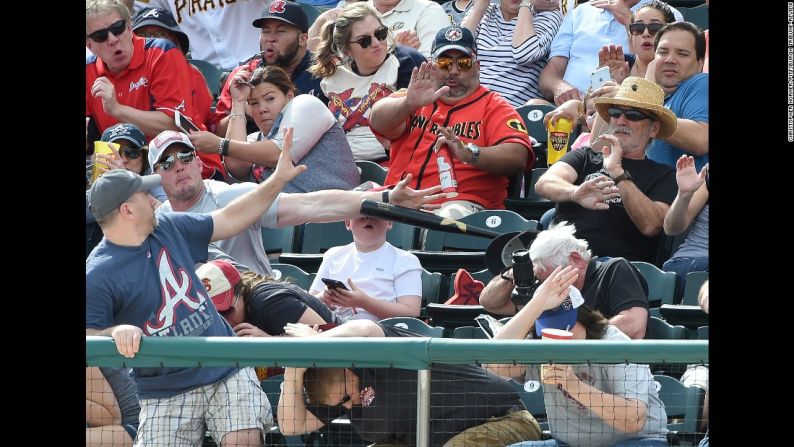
[{"x1": 321, "y1": 278, "x2": 349, "y2": 291}]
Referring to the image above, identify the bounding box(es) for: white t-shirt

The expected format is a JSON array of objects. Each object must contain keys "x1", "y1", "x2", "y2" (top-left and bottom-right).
[
  {"x1": 321, "y1": 55, "x2": 400, "y2": 161},
  {"x1": 369, "y1": 0, "x2": 449, "y2": 58},
  {"x1": 310, "y1": 241, "x2": 423, "y2": 322}
]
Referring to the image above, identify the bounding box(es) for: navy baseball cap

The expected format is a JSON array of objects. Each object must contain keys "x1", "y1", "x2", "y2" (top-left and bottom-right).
[
  {"x1": 534, "y1": 286, "x2": 585, "y2": 336},
  {"x1": 101, "y1": 123, "x2": 147, "y2": 148},
  {"x1": 432, "y1": 25, "x2": 477, "y2": 59},
  {"x1": 252, "y1": 1, "x2": 309, "y2": 33},
  {"x1": 88, "y1": 170, "x2": 161, "y2": 220},
  {"x1": 132, "y1": 7, "x2": 190, "y2": 53}
]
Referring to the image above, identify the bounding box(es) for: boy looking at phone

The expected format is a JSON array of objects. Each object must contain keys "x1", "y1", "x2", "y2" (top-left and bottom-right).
[{"x1": 309, "y1": 217, "x2": 423, "y2": 322}]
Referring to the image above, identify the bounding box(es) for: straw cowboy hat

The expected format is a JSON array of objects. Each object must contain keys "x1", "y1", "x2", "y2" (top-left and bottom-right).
[{"x1": 593, "y1": 77, "x2": 677, "y2": 138}]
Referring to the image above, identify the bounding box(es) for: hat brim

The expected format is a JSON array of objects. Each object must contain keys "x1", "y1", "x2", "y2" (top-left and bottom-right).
[
  {"x1": 132, "y1": 19, "x2": 190, "y2": 53},
  {"x1": 139, "y1": 174, "x2": 162, "y2": 192},
  {"x1": 484, "y1": 229, "x2": 539, "y2": 275},
  {"x1": 104, "y1": 135, "x2": 143, "y2": 147},
  {"x1": 432, "y1": 44, "x2": 475, "y2": 59},
  {"x1": 252, "y1": 16, "x2": 306, "y2": 33},
  {"x1": 535, "y1": 307, "x2": 577, "y2": 336},
  {"x1": 592, "y1": 97, "x2": 677, "y2": 139},
  {"x1": 210, "y1": 289, "x2": 235, "y2": 313}
]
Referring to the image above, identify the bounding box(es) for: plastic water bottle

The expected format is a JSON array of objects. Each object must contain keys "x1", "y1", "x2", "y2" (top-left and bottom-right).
[{"x1": 436, "y1": 145, "x2": 459, "y2": 198}]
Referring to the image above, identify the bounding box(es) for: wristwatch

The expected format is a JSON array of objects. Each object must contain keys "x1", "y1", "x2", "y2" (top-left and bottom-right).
[
  {"x1": 519, "y1": 0, "x2": 535, "y2": 14},
  {"x1": 611, "y1": 169, "x2": 632, "y2": 185},
  {"x1": 465, "y1": 143, "x2": 481, "y2": 165}
]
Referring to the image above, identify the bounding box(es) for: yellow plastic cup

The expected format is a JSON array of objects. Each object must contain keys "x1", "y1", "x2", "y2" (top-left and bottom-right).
[
  {"x1": 92, "y1": 141, "x2": 120, "y2": 183},
  {"x1": 547, "y1": 117, "x2": 573, "y2": 166}
]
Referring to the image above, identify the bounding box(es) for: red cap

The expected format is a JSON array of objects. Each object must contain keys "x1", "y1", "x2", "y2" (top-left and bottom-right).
[{"x1": 195, "y1": 260, "x2": 242, "y2": 311}]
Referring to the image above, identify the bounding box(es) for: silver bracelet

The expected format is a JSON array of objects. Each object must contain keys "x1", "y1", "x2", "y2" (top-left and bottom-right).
[
  {"x1": 229, "y1": 113, "x2": 246, "y2": 120},
  {"x1": 520, "y1": 1, "x2": 535, "y2": 14}
]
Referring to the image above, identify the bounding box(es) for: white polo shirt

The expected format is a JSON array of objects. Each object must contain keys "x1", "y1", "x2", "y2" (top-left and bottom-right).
[{"x1": 369, "y1": 0, "x2": 450, "y2": 58}]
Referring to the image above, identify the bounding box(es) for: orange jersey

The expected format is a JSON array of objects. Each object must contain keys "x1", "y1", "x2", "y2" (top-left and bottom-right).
[{"x1": 384, "y1": 86, "x2": 534, "y2": 209}]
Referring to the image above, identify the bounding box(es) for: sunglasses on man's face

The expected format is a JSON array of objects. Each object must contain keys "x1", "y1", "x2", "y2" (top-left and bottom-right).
[
  {"x1": 155, "y1": 150, "x2": 196, "y2": 171},
  {"x1": 349, "y1": 26, "x2": 388, "y2": 49},
  {"x1": 118, "y1": 145, "x2": 143, "y2": 160},
  {"x1": 606, "y1": 106, "x2": 655, "y2": 122},
  {"x1": 87, "y1": 19, "x2": 128, "y2": 43},
  {"x1": 628, "y1": 22, "x2": 664, "y2": 37},
  {"x1": 435, "y1": 56, "x2": 475, "y2": 71}
]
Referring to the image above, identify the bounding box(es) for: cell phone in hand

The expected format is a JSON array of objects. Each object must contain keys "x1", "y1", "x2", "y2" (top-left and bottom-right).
[
  {"x1": 590, "y1": 66, "x2": 612, "y2": 91},
  {"x1": 321, "y1": 278, "x2": 349, "y2": 291},
  {"x1": 175, "y1": 110, "x2": 200, "y2": 134}
]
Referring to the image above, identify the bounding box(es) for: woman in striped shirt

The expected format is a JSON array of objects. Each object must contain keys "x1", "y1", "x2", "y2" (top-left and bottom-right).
[{"x1": 462, "y1": 0, "x2": 563, "y2": 107}]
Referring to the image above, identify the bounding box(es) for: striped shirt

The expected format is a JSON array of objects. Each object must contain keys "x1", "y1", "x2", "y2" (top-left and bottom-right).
[{"x1": 471, "y1": 5, "x2": 563, "y2": 107}]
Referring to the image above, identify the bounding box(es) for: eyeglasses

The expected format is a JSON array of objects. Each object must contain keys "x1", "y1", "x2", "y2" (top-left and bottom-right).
[
  {"x1": 435, "y1": 55, "x2": 475, "y2": 71},
  {"x1": 118, "y1": 145, "x2": 143, "y2": 160},
  {"x1": 628, "y1": 22, "x2": 665, "y2": 36},
  {"x1": 349, "y1": 26, "x2": 388, "y2": 49},
  {"x1": 87, "y1": 19, "x2": 128, "y2": 43},
  {"x1": 155, "y1": 150, "x2": 196, "y2": 171},
  {"x1": 135, "y1": 29, "x2": 171, "y2": 40},
  {"x1": 606, "y1": 106, "x2": 655, "y2": 122}
]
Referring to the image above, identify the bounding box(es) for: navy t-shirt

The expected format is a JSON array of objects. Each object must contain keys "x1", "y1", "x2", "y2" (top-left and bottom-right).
[{"x1": 86, "y1": 212, "x2": 236, "y2": 399}]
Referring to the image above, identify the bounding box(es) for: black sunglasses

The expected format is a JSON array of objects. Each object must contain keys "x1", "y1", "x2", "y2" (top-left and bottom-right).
[
  {"x1": 118, "y1": 145, "x2": 143, "y2": 160},
  {"x1": 607, "y1": 106, "x2": 655, "y2": 122},
  {"x1": 628, "y1": 22, "x2": 665, "y2": 36},
  {"x1": 87, "y1": 19, "x2": 128, "y2": 42},
  {"x1": 349, "y1": 26, "x2": 388, "y2": 49},
  {"x1": 155, "y1": 150, "x2": 196, "y2": 171}
]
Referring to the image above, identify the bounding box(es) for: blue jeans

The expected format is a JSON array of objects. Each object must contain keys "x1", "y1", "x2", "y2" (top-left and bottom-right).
[{"x1": 663, "y1": 256, "x2": 709, "y2": 297}]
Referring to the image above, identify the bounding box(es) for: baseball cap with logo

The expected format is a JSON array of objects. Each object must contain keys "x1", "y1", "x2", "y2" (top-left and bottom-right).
[
  {"x1": 196, "y1": 260, "x2": 242, "y2": 312},
  {"x1": 88, "y1": 170, "x2": 162, "y2": 220},
  {"x1": 101, "y1": 123, "x2": 147, "y2": 148},
  {"x1": 252, "y1": 0, "x2": 309, "y2": 33},
  {"x1": 132, "y1": 7, "x2": 190, "y2": 53},
  {"x1": 533, "y1": 286, "x2": 585, "y2": 336},
  {"x1": 431, "y1": 25, "x2": 477, "y2": 59},
  {"x1": 148, "y1": 130, "x2": 197, "y2": 169}
]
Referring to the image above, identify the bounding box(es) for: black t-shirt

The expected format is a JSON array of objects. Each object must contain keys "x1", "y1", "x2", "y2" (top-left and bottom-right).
[
  {"x1": 553, "y1": 147, "x2": 676, "y2": 262},
  {"x1": 581, "y1": 258, "x2": 649, "y2": 317},
  {"x1": 312, "y1": 323, "x2": 524, "y2": 446},
  {"x1": 246, "y1": 282, "x2": 335, "y2": 335}
]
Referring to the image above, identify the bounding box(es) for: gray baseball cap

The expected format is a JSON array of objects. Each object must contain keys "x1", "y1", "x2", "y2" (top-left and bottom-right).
[{"x1": 88, "y1": 170, "x2": 161, "y2": 220}]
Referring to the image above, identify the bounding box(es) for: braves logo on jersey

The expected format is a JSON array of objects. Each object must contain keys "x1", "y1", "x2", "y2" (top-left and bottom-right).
[
  {"x1": 269, "y1": 0, "x2": 287, "y2": 14},
  {"x1": 144, "y1": 248, "x2": 209, "y2": 335}
]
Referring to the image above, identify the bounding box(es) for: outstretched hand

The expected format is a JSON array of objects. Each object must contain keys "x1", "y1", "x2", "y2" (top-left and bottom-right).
[
  {"x1": 406, "y1": 62, "x2": 449, "y2": 110},
  {"x1": 675, "y1": 155, "x2": 708, "y2": 193},
  {"x1": 284, "y1": 323, "x2": 321, "y2": 338},
  {"x1": 573, "y1": 175, "x2": 620, "y2": 210},
  {"x1": 272, "y1": 127, "x2": 307, "y2": 184},
  {"x1": 389, "y1": 173, "x2": 447, "y2": 211}
]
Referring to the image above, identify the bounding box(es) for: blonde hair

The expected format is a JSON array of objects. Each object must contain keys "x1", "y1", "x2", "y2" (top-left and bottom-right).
[
  {"x1": 310, "y1": 3, "x2": 389, "y2": 78},
  {"x1": 86, "y1": 0, "x2": 130, "y2": 25}
]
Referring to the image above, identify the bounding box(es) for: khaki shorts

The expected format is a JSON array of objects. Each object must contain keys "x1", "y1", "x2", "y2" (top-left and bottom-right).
[{"x1": 135, "y1": 367, "x2": 272, "y2": 446}]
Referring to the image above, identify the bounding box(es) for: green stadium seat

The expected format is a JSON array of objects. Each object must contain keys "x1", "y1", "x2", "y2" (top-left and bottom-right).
[
  {"x1": 683, "y1": 3, "x2": 709, "y2": 30},
  {"x1": 645, "y1": 316, "x2": 687, "y2": 340},
  {"x1": 632, "y1": 261, "x2": 678, "y2": 314},
  {"x1": 516, "y1": 104, "x2": 555, "y2": 167},
  {"x1": 504, "y1": 168, "x2": 556, "y2": 222},
  {"x1": 379, "y1": 317, "x2": 444, "y2": 337},
  {"x1": 654, "y1": 374, "x2": 707, "y2": 445},
  {"x1": 355, "y1": 160, "x2": 387, "y2": 185},
  {"x1": 262, "y1": 225, "x2": 298, "y2": 261},
  {"x1": 451, "y1": 325, "x2": 489, "y2": 339},
  {"x1": 682, "y1": 271, "x2": 708, "y2": 306},
  {"x1": 269, "y1": 263, "x2": 315, "y2": 290}
]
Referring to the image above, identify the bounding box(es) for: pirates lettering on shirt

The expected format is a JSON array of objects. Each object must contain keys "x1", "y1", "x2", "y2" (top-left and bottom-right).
[
  {"x1": 173, "y1": 0, "x2": 240, "y2": 23},
  {"x1": 408, "y1": 114, "x2": 482, "y2": 140},
  {"x1": 144, "y1": 248, "x2": 214, "y2": 336}
]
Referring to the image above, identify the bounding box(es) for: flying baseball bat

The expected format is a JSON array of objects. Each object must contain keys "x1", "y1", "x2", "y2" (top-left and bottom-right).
[{"x1": 359, "y1": 200, "x2": 501, "y2": 239}]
